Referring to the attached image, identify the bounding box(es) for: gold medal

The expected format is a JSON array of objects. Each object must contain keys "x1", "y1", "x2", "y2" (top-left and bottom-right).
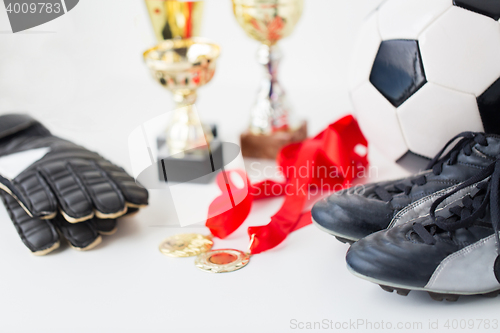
[
  {"x1": 194, "y1": 249, "x2": 250, "y2": 273},
  {"x1": 159, "y1": 233, "x2": 213, "y2": 257}
]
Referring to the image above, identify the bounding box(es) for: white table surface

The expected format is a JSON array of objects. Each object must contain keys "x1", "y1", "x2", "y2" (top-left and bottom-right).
[{"x1": 1, "y1": 1, "x2": 499, "y2": 332}]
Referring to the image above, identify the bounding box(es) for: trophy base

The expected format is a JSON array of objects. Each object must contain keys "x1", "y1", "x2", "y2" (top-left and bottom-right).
[
  {"x1": 157, "y1": 125, "x2": 223, "y2": 184},
  {"x1": 240, "y1": 121, "x2": 307, "y2": 159}
]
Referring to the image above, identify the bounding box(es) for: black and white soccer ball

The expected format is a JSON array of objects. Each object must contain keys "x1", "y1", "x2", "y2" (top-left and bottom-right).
[{"x1": 350, "y1": 0, "x2": 500, "y2": 170}]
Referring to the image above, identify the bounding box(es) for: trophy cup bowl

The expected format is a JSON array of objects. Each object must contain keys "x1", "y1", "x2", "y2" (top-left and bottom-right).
[
  {"x1": 144, "y1": 38, "x2": 220, "y2": 155},
  {"x1": 232, "y1": 0, "x2": 307, "y2": 159},
  {"x1": 232, "y1": 0, "x2": 303, "y2": 46},
  {"x1": 145, "y1": 0, "x2": 204, "y2": 41}
]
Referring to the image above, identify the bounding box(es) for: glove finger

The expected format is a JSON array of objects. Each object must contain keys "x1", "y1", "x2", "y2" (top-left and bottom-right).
[
  {"x1": 97, "y1": 161, "x2": 149, "y2": 208},
  {"x1": 14, "y1": 171, "x2": 57, "y2": 219},
  {"x1": 53, "y1": 215, "x2": 102, "y2": 251},
  {"x1": 124, "y1": 207, "x2": 139, "y2": 217},
  {"x1": 0, "y1": 191, "x2": 60, "y2": 255},
  {"x1": 69, "y1": 159, "x2": 127, "y2": 219},
  {"x1": 38, "y1": 160, "x2": 94, "y2": 223},
  {"x1": 93, "y1": 207, "x2": 139, "y2": 236},
  {"x1": 94, "y1": 218, "x2": 117, "y2": 235}
]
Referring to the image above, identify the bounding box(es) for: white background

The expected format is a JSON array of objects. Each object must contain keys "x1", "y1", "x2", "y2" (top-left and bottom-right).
[{"x1": 0, "y1": 1, "x2": 498, "y2": 333}]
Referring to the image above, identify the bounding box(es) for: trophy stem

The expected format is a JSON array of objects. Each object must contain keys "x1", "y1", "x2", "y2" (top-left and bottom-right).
[
  {"x1": 166, "y1": 92, "x2": 213, "y2": 156},
  {"x1": 249, "y1": 44, "x2": 291, "y2": 135},
  {"x1": 173, "y1": 90, "x2": 197, "y2": 107}
]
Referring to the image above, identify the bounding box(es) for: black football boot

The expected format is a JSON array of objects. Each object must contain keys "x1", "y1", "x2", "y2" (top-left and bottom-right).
[
  {"x1": 311, "y1": 132, "x2": 500, "y2": 244},
  {"x1": 346, "y1": 159, "x2": 500, "y2": 301}
]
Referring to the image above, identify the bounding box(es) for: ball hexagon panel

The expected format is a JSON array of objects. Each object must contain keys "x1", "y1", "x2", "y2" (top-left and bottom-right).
[
  {"x1": 453, "y1": 0, "x2": 500, "y2": 21},
  {"x1": 351, "y1": 82, "x2": 408, "y2": 160},
  {"x1": 348, "y1": 12, "x2": 381, "y2": 92},
  {"x1": 369, "y1": 40, "x2": 426, "y2": 108},
  {"x1": 396, "y1": 151, "x2": 430, "y2": 173},
  {"x1": 397, "y1": 82, "x2": 483, "y2": 158},
  {"x1": 419, "y1": 6, "x2": 500, "y2": 96},
  {"x1": 378, "y1": 0, "x2": 452, "y2": 40},
  {"x1": 477, "y1": 77, "x2": 500, "y2": 135}
]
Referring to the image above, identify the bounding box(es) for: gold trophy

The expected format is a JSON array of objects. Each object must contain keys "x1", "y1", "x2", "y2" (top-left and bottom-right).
[
  {"x1": 232, "y1": 0, "x2": 307, "y2": 159},
  {"x1": 143, "y1": 38, "x2": 220, "y2": 155},
  {"x1": 143, "y1": 1, "x2": 223, "y2": 182}
]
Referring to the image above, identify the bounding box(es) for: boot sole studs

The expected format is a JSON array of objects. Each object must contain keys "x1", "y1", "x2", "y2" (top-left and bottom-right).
[
  {"x1": 379, "y1": 285, "x2": 411, "y2": 296},
  {"x1": 335, "y1": 236, "x2": 355, "y2": 245},
  {"x1": 379, "y1": 285, "x2": 500, "y2": 302}
]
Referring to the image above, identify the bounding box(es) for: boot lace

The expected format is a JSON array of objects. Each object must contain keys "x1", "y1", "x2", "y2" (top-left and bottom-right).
[
  {"x1": 413, "y1": 160, "x2": 500, "y2": 249},
  {"x1": 374, "y1": 132, "x2": 488, "y2": 202}
]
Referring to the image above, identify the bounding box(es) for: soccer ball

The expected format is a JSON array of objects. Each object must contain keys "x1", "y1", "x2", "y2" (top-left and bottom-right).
[{"x1": 350, "y1": 0, "x2": 500, "y2": 170}]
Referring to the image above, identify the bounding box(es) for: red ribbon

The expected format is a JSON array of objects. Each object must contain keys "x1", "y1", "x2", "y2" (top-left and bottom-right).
[{"x1": 205, "y1": 115, "x2": 368, "y2": 254}]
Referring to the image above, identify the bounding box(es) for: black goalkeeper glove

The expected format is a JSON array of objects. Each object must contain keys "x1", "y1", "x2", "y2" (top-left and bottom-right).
[{"x1": 0, "y1": 114, "x2": 149, "y2": 255}]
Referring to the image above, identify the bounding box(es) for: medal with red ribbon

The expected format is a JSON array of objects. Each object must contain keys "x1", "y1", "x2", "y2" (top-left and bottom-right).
[{"x1": 159, "y1": 115, "x2": 369, "y2": 273}]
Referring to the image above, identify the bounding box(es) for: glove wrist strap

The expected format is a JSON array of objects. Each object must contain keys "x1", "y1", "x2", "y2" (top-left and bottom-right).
[{"x1": 0, "y1": 114, "x2": 46, "y2": 141}]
